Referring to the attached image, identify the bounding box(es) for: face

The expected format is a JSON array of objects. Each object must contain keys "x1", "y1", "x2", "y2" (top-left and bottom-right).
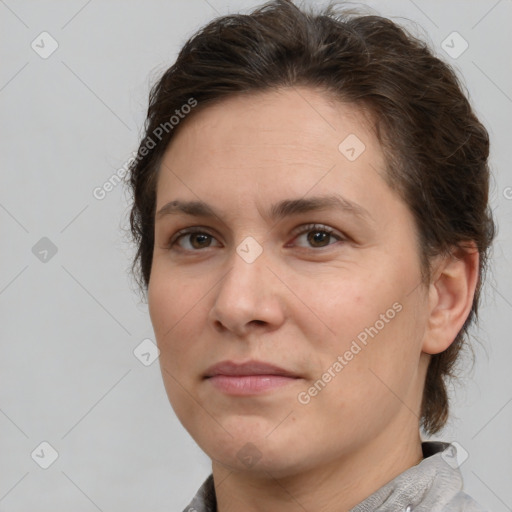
[{"x1": 148, "y1": 87, "x2": 431, "y2": 477}]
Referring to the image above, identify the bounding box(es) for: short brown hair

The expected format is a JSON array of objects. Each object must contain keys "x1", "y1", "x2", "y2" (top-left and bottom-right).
[{"x1": 126, "y1": 0, "x2": 495, "y2": 435}]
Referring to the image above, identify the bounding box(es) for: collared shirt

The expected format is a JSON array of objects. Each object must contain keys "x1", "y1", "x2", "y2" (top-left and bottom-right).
[{"x1": 182, "y1": 441, "x2": 488, "y2": 512}]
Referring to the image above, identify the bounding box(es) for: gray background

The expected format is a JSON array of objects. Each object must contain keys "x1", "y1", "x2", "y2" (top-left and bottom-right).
[{"x1": 1, "y1": 0, "x2": 511, "y2": 510}]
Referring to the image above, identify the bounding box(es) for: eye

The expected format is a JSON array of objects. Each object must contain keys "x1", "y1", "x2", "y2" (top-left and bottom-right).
[
  {"x1": 289, "y1": 223, "x2": 345, "y2": 249},
  {"x1": 168, "y1": 228, "x2": 221, "y2": 251},
  {"x1": 166, "y1": 223, "x2": 345, "y2": 252}
]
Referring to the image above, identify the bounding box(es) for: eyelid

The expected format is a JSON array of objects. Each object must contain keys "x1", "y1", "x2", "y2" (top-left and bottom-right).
[
  {"x1": 289, "y1": 222, "x2": 341, "y2": 237},
  {"x1": 287, "y1": 223, "x2": 346, "y2": 247}
]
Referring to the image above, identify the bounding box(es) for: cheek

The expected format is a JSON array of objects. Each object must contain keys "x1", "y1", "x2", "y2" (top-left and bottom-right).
[
  {"x1": 148, "y1": 276, "x2": 207, "y2": 417},
  {"x1": 148, "y1": 271, "x2": 203, "y2": 366},
  {"x1": 149, "y1": 261, "x2": 201, "y2": 330},
  {"x1": 291, "y1": 270, "x2": 391, "y2": 352},
  {"x1": 148, "y1": 278, "x2": 173, "y2": 340},
  {"x1": 296, "y1": 266, "x2": 424, "y2": 390},
  {"x1": 295, "y1": 301, "x2": 421, "y2": 443}
]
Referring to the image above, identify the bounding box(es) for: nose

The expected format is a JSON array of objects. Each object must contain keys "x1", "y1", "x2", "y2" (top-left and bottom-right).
[{"x1": 208, "y1": 245, "x2": 286, "y2": 337}]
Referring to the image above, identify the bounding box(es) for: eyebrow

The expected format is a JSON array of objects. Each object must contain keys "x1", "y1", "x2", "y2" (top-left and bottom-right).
[{"x1": 155, "y1": 194, "x2": 372, "y2": 224}]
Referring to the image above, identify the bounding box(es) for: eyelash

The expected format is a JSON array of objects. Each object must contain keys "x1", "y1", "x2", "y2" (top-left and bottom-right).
[{"x1": 166, "y1": 223, "x2": 346, "y2": 252}]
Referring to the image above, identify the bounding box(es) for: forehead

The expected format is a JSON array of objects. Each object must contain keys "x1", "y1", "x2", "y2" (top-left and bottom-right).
[
  {"x1": 166, "y1": 86, "x2": 380, "y2": 164},
  {"x1": 155, "y1": 86, "x2": 388, "y2": 210}
]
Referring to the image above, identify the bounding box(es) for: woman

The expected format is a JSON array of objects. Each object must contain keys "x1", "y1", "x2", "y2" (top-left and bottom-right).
[{"x1": 127, "y1": 1, "x2": 495, "y2": 510}]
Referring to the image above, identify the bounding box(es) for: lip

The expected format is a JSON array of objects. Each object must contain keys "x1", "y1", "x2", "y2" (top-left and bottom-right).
[
  {"x1": 204, "y1": 360, "x2": 299, "y2": 378},
  {"x1": 204, "y1": 360, "x2": 301, "y2": 395}
]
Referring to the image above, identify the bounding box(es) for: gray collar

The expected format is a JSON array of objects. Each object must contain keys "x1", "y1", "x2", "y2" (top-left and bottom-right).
[
  {"x1": 351, "y1": 441, "x2": 462, "y2": 512},
  {"x1": 183, "y1": 442, "x2": 467, "y2": 512}
]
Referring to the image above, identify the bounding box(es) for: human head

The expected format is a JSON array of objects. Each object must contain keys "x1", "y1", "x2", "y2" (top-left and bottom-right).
[{"x1": 127, "y1": 0, "x2": 494, "y2": 438}]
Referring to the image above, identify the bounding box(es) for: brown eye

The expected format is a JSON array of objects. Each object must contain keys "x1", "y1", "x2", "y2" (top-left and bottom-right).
[
  {"x1": 307, "y1": 230, "x2": 332, "y2": 247},
  {"x1": 292, "y1": 224, "x2": 344, "y2": 249},
  {"x1": 188, "y1": 233, "x2": 213, "y2": 249},
  {"x1": 169, "y1": 229, "x2": 221, "y2": 251}
]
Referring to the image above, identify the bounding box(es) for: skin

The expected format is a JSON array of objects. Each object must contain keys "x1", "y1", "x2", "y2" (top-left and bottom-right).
[{"x1": 148, "y1": 86, "x2": 479, "y2": 512}]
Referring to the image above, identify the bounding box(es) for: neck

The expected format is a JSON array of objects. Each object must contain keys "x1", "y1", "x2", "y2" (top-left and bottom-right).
[{"x1": 213, "y1": 422, "x2": 423, "y2": 512}]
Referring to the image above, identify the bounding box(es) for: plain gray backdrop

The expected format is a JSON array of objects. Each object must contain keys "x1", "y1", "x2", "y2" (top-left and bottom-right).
[{"x1": 1, "y1": 0, "x2": 511, "y2": 510}]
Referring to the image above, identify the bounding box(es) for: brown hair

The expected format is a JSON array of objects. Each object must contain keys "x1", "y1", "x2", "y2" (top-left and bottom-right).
[{"x1": 126, "y1": 0, "x2": 495, "y2": 435}]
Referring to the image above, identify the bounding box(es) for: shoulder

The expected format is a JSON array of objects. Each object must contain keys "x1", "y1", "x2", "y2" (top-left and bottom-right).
[
  {"x1": 441, "y1": 491, "x2": 489, "y2": 512},
  {"x1": 182, "y1": 474, "x2": 216, "y2": 512}
]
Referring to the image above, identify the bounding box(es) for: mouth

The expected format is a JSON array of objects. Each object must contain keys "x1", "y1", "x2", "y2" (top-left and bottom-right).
[{"x1": 204, "y1": 360, "x2": 302, "y2": 395}]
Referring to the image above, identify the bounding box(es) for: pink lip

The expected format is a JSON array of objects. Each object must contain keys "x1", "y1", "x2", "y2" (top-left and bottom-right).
[{"x1": 204, "y1": 360, "x2": 301, "y2": 395}]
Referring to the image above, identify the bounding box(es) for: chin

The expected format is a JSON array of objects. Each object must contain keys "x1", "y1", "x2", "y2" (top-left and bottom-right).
[{"x1": 192, "y1": 424, "x2": 311, "y2": 477}]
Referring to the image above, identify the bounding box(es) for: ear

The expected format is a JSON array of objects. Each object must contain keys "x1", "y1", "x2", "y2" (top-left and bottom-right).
[{"x1": 422, "y1": 242, "x2": 480, "y2": 355}]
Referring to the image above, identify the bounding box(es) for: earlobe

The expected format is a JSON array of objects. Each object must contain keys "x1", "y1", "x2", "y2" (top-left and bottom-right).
[{"x1": 422, "y1": 243, "x2": 479, "y2": 355}]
